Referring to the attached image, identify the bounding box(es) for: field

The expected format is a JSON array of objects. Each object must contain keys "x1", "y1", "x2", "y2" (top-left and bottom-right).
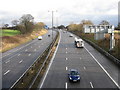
[{"x1": 0, "y1": 29, "x2": 20, "y2": 36}]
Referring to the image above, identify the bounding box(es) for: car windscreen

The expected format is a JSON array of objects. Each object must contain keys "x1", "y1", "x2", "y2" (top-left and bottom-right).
[{"x1": 70, "y1": 71, "x2": 79, "y2": 75}]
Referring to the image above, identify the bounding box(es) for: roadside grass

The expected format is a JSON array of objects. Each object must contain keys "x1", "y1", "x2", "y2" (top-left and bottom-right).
[
  {"x1": 0, "y1": 29, "x2": 48, "y2": 52},
  {"x1": 114, "y1": 30, "x2": 120, "y2": 34},
  {"x1": 0, "y1": 29, "x2": 20, "y2": 36}
]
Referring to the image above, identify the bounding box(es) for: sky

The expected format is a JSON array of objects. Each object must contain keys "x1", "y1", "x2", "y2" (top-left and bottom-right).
[{"x1": 0, "y1": 0, "x2": 119, "y2": 27}]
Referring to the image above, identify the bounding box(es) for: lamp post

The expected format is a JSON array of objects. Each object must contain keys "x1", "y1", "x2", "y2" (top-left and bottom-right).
[{"x1": 48, "y1": 10, "x2": 57, "y2": 40}]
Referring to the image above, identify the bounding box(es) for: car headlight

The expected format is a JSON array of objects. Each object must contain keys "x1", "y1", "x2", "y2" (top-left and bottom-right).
[
  {"x1": 78, "y1": 77, "x2": 80, "y2": 79},
  {"x1": 69, "y1": 77, "x2": 72, "y2": 80}
]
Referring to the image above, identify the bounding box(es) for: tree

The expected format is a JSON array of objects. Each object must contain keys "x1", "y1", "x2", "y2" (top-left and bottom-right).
[
  {"x1": 3, "y1": 24, "x2": 9, "y2": 28},
  {"x1": 100, "y1": 20, "x2": 110, "y2": 25},
  {"x1": 19, "y1": 14, "x2": 34, "y2": 34},
  {"x1": 57, "y1": 25, "x2": 66, "y2": 29},
  {"x1": 81, "y1": 20, "x2": 93, "y2": 25},
  {"x1": 35, "y1": 22, "x2": 45, "y2": 30},
  {"x1": 11, "y1": 20, "x2": 19, "y2": 26}
]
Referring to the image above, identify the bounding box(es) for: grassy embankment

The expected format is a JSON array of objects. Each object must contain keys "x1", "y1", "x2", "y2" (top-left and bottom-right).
[
  {"x1": 0, "y1": 29, "x2": 48, "y2": 52},
  {"x1": 71, "y1": 30, "x2": 120, "y2": 60}
]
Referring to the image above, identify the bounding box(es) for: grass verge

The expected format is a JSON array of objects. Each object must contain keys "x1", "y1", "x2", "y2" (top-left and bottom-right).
[{"x1": 1, "y1": 29, "x2": 47, "y2": 52}]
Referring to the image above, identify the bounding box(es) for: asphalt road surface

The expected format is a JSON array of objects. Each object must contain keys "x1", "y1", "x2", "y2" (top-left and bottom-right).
[
  {"x1": 2, "y1": 30, "x2": 57, "y2": 88},
  {"x1": 40, "y1": 30, "x2": 119, "y2": 89}
]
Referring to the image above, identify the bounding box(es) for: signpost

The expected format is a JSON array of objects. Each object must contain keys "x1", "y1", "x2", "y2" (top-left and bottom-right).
[{"x1": 84, "y1": 25, "x2": 115, "y2": 50}]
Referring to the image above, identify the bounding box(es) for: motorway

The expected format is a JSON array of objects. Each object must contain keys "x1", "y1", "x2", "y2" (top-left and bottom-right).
[
  {"x1": 40, "y1": 30, "x2": 120, "y2": 89},
  {"x1": 2, "y1": 30, "x2": 57, "y2": 88}
]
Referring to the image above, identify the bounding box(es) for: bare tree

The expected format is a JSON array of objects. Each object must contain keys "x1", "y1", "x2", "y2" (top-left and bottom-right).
[
  {"x1": 19, "y1": 14, "x2": 34, "y2": 34},
  {"x1": 100, "y1": 20, "x2": 110, "y2": 25},
  {"x1": 11, "y1": 20, "x2": 19, "y2": 26}
]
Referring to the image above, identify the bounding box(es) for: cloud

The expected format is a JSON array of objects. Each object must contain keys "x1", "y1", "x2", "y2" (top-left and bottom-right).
[{"x1": 0, "y1": 0, "x2": 119, "y2": 26}]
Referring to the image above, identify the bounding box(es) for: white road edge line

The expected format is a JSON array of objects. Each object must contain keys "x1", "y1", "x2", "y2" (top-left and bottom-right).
[
  {"x1": 40, "y1": 31, "x2": 61, "y2": 88},
  {"x1": 90, "y1": 82, "x2": 94, "y2": 88},
  {"x1": 65, "y1": 82, "x2": 68, "y2": 89},
  {"x1": 4, "y1": 70, "x2": 10, "y2": 75},
  {"x1": 84, "y1": 46, "x2": 120, "y2": 89}
]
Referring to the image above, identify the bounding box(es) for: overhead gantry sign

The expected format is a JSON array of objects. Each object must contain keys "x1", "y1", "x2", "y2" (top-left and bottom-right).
[{"x1": 83, "y1": 25, "x2": 115, "y2": 50}]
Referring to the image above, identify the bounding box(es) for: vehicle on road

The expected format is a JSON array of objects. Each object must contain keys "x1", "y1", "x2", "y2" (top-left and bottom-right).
[
  {"x1": 74, "y1": 37, "x2": 84, "y2": 48},
  {"x1": 69, "y1": 34, "x2": 73, "y2": 37},
  {"x1": 68, "y1": 69, "x2": 80, "y2": 82},
  {"x1": 48, "y1": 35, "x2": 50, "y2": 37},
  {"x1": 38, "y1": 36, "x2": 42, "y2": 40}
]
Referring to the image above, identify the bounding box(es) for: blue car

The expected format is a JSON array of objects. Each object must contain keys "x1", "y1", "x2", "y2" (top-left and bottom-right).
[{"x1": 68, "y1": 69, "x2": 80, "y2": 82}]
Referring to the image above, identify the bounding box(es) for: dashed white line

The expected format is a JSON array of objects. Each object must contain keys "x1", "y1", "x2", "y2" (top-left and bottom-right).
[
  {"x1": 28, "y1": 54, "x2": 31, "y2": 56},
  {"x1": 4, "y1": 70, "x2": 10, "y2": 75},
  {"x1": 84, "y1": 46, "x2": 120, "y2": 89},
  {"x1": 34, "y1": 49, "x2": 36, "y2": 51},
  {"x1": 65, "y1": 82, "x2": 68, "y2": 89},
  {"x1": 83, "y1": 67, "x2": 86, "y2": 70},
  {"x1": 19, "y1": 60, "x2": 23, "y2": 64},
  {"x1": 5, "y1": 60, "x2": 10, "y2": 64},
  {"x1": 66, "y1": 58, "x2": 68, "y2": 60},
  {"x1": 66, "y1": 48, "x2": 67, "y2": 50},
  {"x1": 66, "y1": 67, "x2": 68, "y2": 70},
  {"x1": 90, "y1": 82, "x2": 94, "y2": 88},
  {"x1": 66, "y1": 51, "x2": 67, "y2": 54},
  {"x1": 18, "y1": 54, "x2": 20, "y2": 56}
]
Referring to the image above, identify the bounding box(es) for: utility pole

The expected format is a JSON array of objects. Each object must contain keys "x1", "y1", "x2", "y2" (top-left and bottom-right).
[{"x1": 48, "y1": 10, "x2": 57, "y2": 40}]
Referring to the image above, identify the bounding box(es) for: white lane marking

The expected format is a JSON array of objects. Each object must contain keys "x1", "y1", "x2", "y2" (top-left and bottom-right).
[
  {"x1": 28, "y1": 54, "x2": 31, "y2": 56},
  {"x1": 84, "y1": 46, "x2": 120, "y2": 89},
  {"x1": 19, "y1": 60, "x2": 23, "y2": 64},
  {"x1": 40, "y1": 31, "x2": 61, "y2": 88},
  {"x1": 2, "y1": 39, "x2": 36, "y2": 58},
  {"x1": 18, "y1": 54, "x2": 20, "y2": 56},
  {"x1": 5, "y1": 60, "x2": 10, "y2": 63},
  {"x1": 4, "y1": 54, "x2": 17, "y2": 61},
  {"x1": 66, "y1": 48, "x2": 67, "y2": 50},
  {"x1": 66, "y1": 58, "x2": 68, "y2": 60},
  {"x1": 66, "y1": 51, "x2": 67, "y2": 54},
  {"x1": 34, "y1": 49, "x2": 36, "y2": 51},
  {"x1": 84, "y1": 67, "x2": 86, "y2": 70},
  {"x1": 90, "y1": 82, "x2": 94, "y2": 88},
  {"x1": 25, "y1": 49, "x2": 28, "y2": 51},
  {"x1": 66, "y1": 67, "x2": 68, "y2": 70},
  {"x1": 65, "y1": 82, "x2": 68, "y2": 89},
  {"x1": 4, "y1": 70, "x2": 10, "y2": 75}
]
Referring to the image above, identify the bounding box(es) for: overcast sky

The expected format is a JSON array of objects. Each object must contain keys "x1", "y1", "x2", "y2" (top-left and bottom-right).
[{"x1": 0, "y1": 0, "x2": 119, "y2": 27}]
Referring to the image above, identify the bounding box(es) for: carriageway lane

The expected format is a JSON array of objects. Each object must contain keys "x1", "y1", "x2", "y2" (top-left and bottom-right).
[
  {"x1": 2, "y1": 30, "x2": 57, "y2": 88},
  {"x1": 40, "y1": 30, "x2": 119, "y2": 89}
]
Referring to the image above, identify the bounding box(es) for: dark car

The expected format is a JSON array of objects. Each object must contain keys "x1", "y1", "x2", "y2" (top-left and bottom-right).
[{"x1": 68, "y1": 69, "x2": 80, "y2": 82}]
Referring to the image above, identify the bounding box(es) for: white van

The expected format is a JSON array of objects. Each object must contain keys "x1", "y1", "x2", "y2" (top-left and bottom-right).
[{"x1": 74, "y1": 37, "x2": 84, "y2": 48}]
